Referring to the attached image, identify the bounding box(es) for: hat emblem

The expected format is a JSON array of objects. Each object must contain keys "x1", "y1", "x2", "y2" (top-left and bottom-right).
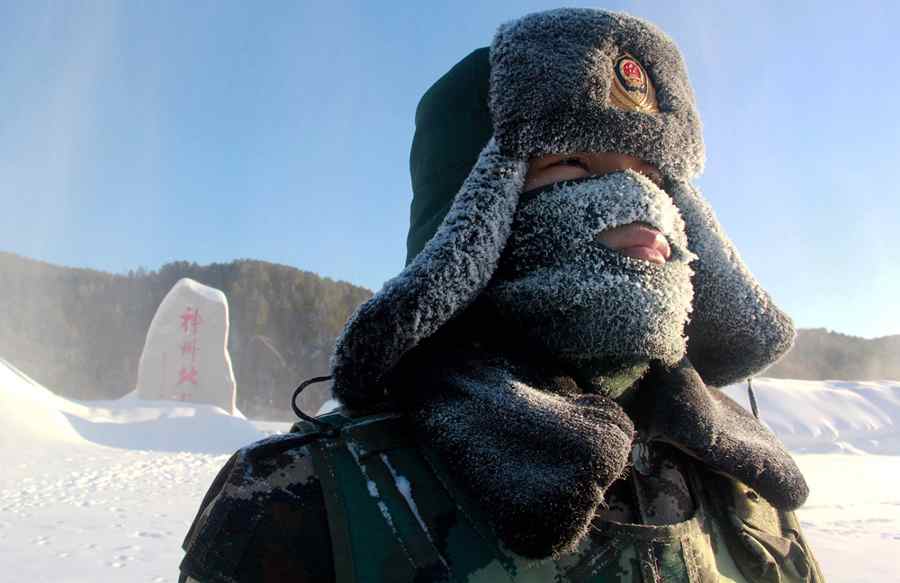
[{"x1": 610, "y1": 53, "x2": 659, "y2": 113}]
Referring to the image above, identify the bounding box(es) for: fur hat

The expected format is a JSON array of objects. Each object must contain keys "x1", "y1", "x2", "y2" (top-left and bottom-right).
[{"x1": 331, "y1": 8, "x2": 795, "y2": 409}]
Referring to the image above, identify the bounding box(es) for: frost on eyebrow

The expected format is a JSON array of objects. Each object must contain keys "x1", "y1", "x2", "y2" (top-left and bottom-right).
[{"x1": 525, "y1": 153, "x2": 666, "y2": 194}]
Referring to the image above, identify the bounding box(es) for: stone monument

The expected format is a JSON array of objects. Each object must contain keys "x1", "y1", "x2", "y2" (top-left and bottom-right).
[{"x1": 136, "y1": 278, "x2": 237, "y2": 414}]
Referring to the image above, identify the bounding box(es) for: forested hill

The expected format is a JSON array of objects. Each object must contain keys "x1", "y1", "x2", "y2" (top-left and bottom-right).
[
  {"x1": 765, "y1": 328, "x2": 900, "y2": 381},
  {"x1": 0, "y1": 252, "x2": 371, "y2": 419}
]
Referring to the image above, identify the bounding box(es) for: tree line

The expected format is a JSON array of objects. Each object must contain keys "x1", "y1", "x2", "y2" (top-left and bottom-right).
[
  {"x1": 0, "y1": 252, "x2": 371, "y2": 419},
  {"x1": 765, "y1": 327, "x2": 900, "y2": 381}
]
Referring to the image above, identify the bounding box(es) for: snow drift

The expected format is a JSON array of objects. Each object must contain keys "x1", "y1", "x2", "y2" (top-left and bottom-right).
[
  {"x1": 0, "y1": 357, "x2": 263, "y2": 455},
  {"x1": 722, "y1": 377, "x2": 900, "y2": 454}
]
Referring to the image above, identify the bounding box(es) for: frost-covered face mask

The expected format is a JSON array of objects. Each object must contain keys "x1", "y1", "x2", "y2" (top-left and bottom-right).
[{"x1": 485, "y1": 169, "x2": 697, "y2": 376}]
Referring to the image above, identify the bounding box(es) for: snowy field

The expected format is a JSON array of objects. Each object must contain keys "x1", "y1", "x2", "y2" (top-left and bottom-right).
[{"x1": 1, "y1": 357, "x2": 898, "y2": 582}]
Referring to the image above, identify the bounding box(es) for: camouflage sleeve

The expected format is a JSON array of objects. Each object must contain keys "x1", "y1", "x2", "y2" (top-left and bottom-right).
[{"x1": 179, "y1": 434, "x2": 336, "y2": 583}]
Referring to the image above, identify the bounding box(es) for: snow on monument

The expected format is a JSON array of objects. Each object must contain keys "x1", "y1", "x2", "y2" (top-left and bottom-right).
[{"x1": 136, "y1": 278, "x2": 237, "y2": 414}]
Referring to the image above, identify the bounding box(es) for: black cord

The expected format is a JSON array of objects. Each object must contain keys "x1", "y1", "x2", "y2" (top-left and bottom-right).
[
  {"x1": 747, "y1": 377, "x2": 761, "y2": 420},
  {"x1": 291, "y1": 375, "x2": 340, "y2": 436}
]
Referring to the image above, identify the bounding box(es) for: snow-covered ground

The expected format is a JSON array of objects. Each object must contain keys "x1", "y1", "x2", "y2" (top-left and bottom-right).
[{"x1": 1, "y1": 357, "x2": 898, "y2": 582}]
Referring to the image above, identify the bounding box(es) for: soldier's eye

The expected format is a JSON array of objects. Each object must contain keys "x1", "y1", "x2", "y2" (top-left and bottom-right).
[{"x1": 554, "y1": 157, "x2": 589, "y2": 170}]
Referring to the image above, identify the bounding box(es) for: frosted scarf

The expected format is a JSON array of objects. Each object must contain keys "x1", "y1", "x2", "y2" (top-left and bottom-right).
[{"x1": 485, "y1": 170, "x2": 696, "y2": 376}]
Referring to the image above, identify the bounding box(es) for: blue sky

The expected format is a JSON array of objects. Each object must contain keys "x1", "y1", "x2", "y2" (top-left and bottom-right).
[{"x1": 1, "y1": 1, "x2": 898, "y2": 339}]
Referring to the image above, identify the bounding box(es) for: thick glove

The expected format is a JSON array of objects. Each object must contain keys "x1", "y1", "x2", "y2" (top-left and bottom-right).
[
  {"x1": 397, "y1": 350, "x2": 635, "y2": 559},
  {"x1": 631, "y1": 358, "x2": 808, "y2": 510}
]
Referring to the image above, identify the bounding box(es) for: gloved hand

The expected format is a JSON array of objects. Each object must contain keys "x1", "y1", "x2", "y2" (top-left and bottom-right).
[
  {"x1": 630, "y1": 358, "x2": 808, "y2": 510},
  {"x1": 398, "y1": 350, "x2": 635, "y2": 559}
]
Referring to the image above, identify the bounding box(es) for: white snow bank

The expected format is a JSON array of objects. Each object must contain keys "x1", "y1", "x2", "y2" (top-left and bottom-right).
[
  {"x1": 0, "y1": 357, "x2": 263, "y2": 455},
  {"x1": 0, "y1": 357, "x2": 91, "y2": 450},
  {"x1": 722, "y1": 377, "x2": 900, "y2": 454}
]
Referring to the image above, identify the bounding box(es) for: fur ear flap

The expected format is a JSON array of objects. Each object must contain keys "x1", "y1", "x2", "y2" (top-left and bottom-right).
[
  {"x1": 667, "y1": 180, "x2": 796, "y2": 386},
  {"x1": 331, "y1": 139, "x2": 527, "y2": 409}
]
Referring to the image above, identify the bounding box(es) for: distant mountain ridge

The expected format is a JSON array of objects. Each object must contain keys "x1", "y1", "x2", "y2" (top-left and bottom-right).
[
  {"x1": 765, "y1": 328, "x2": 900, "y2": 381},
  {"x1": 0, "y1": 253, "x2": 896, "y2": 421}
]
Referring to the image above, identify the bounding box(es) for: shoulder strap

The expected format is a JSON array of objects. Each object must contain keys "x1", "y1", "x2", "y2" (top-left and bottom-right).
[
  {"x1": 304, "y1": 410, "x2": 452, "y2": 582},
  {"x1": 307, "y1": 436, "x2": 359, "y2": 583},
  {"x1": 300, "y1": 409, "x2": 532, "y2": 582},
  {"x1": 361, "y1": 449, "x2": 451, "y2": 576}
]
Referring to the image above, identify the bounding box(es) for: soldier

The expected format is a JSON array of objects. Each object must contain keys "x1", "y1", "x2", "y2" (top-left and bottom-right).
[{"x1": 180, "y1": 8, "x2": 825, "y2": 582}]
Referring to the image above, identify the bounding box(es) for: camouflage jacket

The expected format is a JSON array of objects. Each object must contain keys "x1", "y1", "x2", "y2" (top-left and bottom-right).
[{"x1": 179, "y1": 410, "x2": 824, "y2": 583}]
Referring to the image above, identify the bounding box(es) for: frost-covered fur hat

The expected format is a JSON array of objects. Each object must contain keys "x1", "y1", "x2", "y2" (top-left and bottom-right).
[{"x1": 331, "y1": 8, "x2": 795, "y2": 408}]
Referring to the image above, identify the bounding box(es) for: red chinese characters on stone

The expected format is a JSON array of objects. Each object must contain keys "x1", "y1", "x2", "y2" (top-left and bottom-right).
[
  {"x1": 178, "y1": 366, "x2": 199, "y2": 386},
  {"x1": 180, "y1": 307, "x2": 203, "y2": 335},
  {"x1": 176, "y1": 306, "x2": 203, "y2": 389},
  {"x1": 180, "y1": 341, "x2": 197, "y2": 357}
]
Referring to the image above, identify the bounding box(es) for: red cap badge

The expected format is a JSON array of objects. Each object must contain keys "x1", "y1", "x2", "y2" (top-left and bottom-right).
[{"x1": 610, "y1": 53, "x2": 659, "y2": 113}]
